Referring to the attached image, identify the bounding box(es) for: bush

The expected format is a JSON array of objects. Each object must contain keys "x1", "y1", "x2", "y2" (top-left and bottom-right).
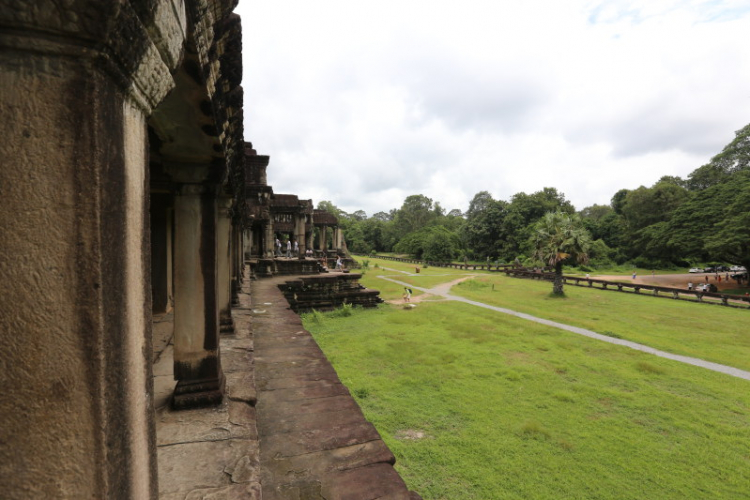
[{"x1": 330, "y1": 302, "x2": 354, "y2": 318}]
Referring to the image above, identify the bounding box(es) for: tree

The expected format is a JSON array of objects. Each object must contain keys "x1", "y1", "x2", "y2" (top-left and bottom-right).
[
  {"x1": 461, "y1": 193, "x2": 508, "y2": 259},
  {"x1": 316, "y1": 200, "x2": 343, "y2": 218},
  {"x1": 423, "y1": 227, "x2": 460, "y2": 262},
  {"x1": 579, "y1": 204, "x2": 612, "y2": 222},
  {"x1": 687, "y1": 122, "x2": 750, "y2": 190},
  {"x1": 499, "y1": 188, "x2": 575, "y2": 260},
  {"x1": 372, "y1": 211, "x2": 392, "y2": 221},
  {"x1": 393, "y1": 194, "x2": 437, "y2": 237},
  {"x1": 530, "y1": 211, "x2": 591, "y2": 295},
  {"x1": 351, "y1": 210, "x2": 367, "y2": 221}
]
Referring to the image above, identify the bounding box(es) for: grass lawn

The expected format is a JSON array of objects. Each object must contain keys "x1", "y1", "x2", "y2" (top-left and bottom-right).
[
  {"x1": 358, "y1": 258, "x2": 750, "y2": 372},
  {"x1": 448, "y1": 275, "x2": 750, "y2": 372},
  {"x1": 305, "y1": 301, "x2": 750, "y2": 499}
]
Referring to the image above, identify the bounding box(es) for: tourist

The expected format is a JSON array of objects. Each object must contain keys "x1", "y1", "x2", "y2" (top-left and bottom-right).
[
  {"x1": 632, "y1": 271, "x2": 636, "y2": 280},
  {"x1": 275, "y1": 237, "x2": 281, "y2": 256},
  {"x1": 286, "y1": 240, "x2": 292, "y2": 258},
  {"x1": 293, "y1": 240, "x2": 299, "y2": 257},
  {"x1": 404, "y1": 287, "x2": 411, "y2": 302},
  {"x1": 335, "y1": 256, "x2": 343, "y2": 270},
  {"x1": 688, "y1": 281, "x2": 693, "y2": 291}
]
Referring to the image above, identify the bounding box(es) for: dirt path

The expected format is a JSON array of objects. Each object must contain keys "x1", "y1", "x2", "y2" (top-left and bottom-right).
[
  {"x1": 376, "y1": 266, "x2": 477, "y2": 305},
  {"x1": 385, "y1": 275, "x2": 476, "y2": 305},
  {"x1": 375, "y1": 273, "x2": 750, "y2": 381}
]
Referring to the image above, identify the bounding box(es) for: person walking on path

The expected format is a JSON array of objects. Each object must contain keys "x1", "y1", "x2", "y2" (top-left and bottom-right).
[
  {"x1": 275, "y1": 238, "x2": 281, "y2": 256},
  {"x1": 335, "y1": 256, "x2": 343, "y2": 270},
  {"x1": 286, "y1": 240, "x2": 292, "y2": 258},
  {"x1": 293, "y1": 240, "x2": 299, "y2": 257}
]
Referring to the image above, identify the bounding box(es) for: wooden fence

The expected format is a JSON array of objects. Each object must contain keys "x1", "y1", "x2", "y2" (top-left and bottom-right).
[
  {"x1": 361, "y1": 254, "x2": 516, "y2": 272},
  {"x1": 503, "y1": 269, "x2": 750, "y2": 309}
]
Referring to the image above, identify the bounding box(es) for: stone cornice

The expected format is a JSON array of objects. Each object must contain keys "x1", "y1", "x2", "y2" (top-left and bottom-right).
[{"x1": 0, "y1": 1, "x2": 186, "y2": 115}]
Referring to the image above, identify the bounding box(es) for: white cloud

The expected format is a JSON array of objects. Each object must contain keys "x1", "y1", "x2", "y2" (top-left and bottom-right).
[{"x1": 237, "y1": 0, "x2": 750, "y2": 215}]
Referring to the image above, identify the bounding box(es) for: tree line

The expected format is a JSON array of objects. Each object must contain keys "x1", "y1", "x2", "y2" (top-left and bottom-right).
[{"x1": 323, "y1": 122, "x2": 750, "y2": 272}]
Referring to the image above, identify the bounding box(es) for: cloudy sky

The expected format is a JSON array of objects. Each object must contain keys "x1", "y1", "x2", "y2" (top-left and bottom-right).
[{"x1": 236, "y1": 0, "x2": 750, "y2": 216}]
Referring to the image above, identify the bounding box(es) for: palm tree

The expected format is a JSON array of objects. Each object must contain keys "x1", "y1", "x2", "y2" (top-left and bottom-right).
[{"x1": 530, "y1": 211, "x2": 591, "y2": 295}]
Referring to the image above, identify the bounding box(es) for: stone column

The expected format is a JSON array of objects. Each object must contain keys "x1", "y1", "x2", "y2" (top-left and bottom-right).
[
  {"x1": 172, "y1": 184, "x2": 224, "y2": 409},
  {"x1": 320, "y1": 225, "x2": 328, "y2": 252},
  {"x1": 297, "y1": 214, "x2": 306, "y2": 260},
  {"x1": 151, "y1": 193, "x2": 173, "y2": 313},
  {"x1": 231, "y1": 217, "x2": 242, "y2": 306},
  {"x1": 264, "y1": 221, "x2": 275, "y2": 258},
  {"x1": 217, "y1": 196, "x2": 234, "y2": 334},
  {"x1": 0, "y1": 4, "x2": 182, "y2": 497},
  {"x1": 334, "y1": 226, "x2": 341, "y2": 251}
]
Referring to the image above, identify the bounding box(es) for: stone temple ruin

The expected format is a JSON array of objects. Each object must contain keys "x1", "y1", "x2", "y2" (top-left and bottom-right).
[{"x1": 0, "y1": 2, "x2": 415, "y2": 498}]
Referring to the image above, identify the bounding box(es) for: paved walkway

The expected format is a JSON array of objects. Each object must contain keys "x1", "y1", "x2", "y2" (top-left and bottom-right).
[
  {"x1": 251, "y1": 276, "x2": 420, "y2": 500},
  {"x1": 377, "y1": 274, "x2": 750, "y2": 382},
  {"x1": 154, "y1": 277, "x2": 261, "y2": 499}
]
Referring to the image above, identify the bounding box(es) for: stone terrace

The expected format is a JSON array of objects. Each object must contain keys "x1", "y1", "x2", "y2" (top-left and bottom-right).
[{"x1": 154, "y1": 272, "x2": 419, "y2": 499}]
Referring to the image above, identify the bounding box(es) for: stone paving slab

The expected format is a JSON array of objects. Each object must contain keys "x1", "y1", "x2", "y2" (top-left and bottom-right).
[
  {"x1": 255, "y1": 359, "x2": 339, "y2": 381},
  {"x1": 256, "y1": 370, "x2": 342, "y2": 392},
  {"x1": 256, "y1": 401, "x2": 369, "y2": 436},
  {"x1": 251, "y1": 276, "x2": 420, "y2": 500},
  {"x1": 158, "y1": 438, "x2": 260, "y2": 499},
  {"x1": 259, "y1": 379, "x2": 351, "y2": 403},
  {"x1": 156, "y1": 274, "x2": 261, "y2": 500},
  {"x1": 157, "y1": 399, "x2": 257, "y2": 446},
  {"x1": 262, "y1": 421, "x2": 382, "y2": 459}
]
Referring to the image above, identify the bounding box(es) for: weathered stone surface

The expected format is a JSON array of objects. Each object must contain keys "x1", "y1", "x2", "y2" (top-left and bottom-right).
[
  {"x1": 157, "y1": 439, "x2": 260, "y2": 496},
  {"x1": 160, "y1": 482, "x2": 262, "y2": 500},
  {"x1": 251, "y1": 276, "x2": 417, "y2": 499},
  {"x1": 262, "y1": 421, "x2": 382, "y2": 459},
  {"x1": 260, "y1": 442, "x2": 399, "y2": 500},
  {"x1": 255, "y1": 370, "x2": 342, "y2": 392},
  {"x1": 222, "y1": 345, "x2": 254, "y2": 373},
  {"x1": 255, "y1": 359, "x2": 339, "y2": 382},
  {"x1": 226, "y1": 370, "x2": 257, "y2": 405},
  {"x1": 260, "y1": 379, "x2": 350, "y2": 404},
  {"x1": 254, "y1": 345, "x2": 325, "y2": 363},
  {"x1": 253, "y1": 331, "x2": 317, "y2": 349},
  {"x1": 320, "y1": 463, "x2": 414, "y2": 500},
  {"x1": 157, "y1": 399, "x2": 256, "y2": 446},
  {"x1": 256, "y1": 402, "x2": 368, "y2": 436}
]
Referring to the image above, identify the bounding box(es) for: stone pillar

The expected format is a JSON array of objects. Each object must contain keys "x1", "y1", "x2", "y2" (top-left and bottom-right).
[
  {"x1": 264, "y1": 222, "x2": 275, "y2": 258},
  {"x1": 172, "y1": 184, "x2": 225, "y2": 409},
  {"x1": 0, "y1": 5, "x2": 181, "y2": 497},
  {"x1": 319, "y1": 225, "x2": 328, "y2": 252},
  {"x1": 297, "y1": 214, "x2": 306, "y2": 260},
  {"x1": 217, "y1": 196, "x2": 234, "y2": 334},
  {"x1": 231, "y1": 217, "x2": 242, "y2": 306},
  {"x1": 151, "y1": 193, "x2": 173, "y2": 313}
]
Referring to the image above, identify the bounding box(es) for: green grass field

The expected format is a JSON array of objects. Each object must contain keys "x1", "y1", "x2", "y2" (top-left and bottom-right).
[
  {"x1": 302, "y1": 258, "x2": 750, "y2": 499},
  {"x1": 363, "y1": 258, "x2": 750, "y2": 371}
]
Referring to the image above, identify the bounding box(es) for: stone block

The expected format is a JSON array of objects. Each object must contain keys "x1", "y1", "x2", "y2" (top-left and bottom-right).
[{"x1": 158, "y1": 438, "x2": 260, "y2": 497}]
